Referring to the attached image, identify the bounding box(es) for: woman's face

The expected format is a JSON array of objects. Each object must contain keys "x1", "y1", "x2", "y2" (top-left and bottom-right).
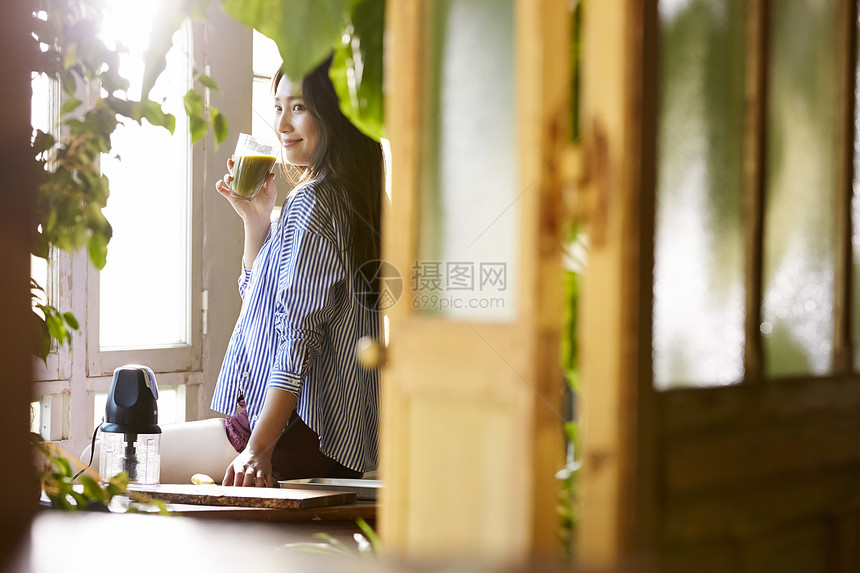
[{"x1": 274, "y1": 75, "x2": 319, "y2": 167}]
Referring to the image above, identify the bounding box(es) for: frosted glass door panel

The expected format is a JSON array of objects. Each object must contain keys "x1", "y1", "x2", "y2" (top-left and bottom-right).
[
  {"x1": 416, "y1": 0, "x2": 517, "y2": 322},
  {"x1": 761, "y1": 1, "x2": 838, "y2": 377},
  {"x1": 653, "y1": 0, "x2": 747, "y2": 389}
]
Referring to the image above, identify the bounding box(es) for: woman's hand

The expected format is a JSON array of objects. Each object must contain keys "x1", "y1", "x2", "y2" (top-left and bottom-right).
[
  {"x1": 214, "y1": 156, "x2": 278, "y2": 230},
  {"x1": 222, "y1": 446, "x2": 274, "y2": 488},
  {"x1": 222, "y1": 390, "x2": 297, "y2": 488}
]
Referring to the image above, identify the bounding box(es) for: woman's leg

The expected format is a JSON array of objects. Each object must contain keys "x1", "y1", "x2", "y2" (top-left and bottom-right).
[
  {"x1": 80, "y1": 418, "x2": 238, "y2": 484},
  {"x1": 159, "y1": 418, "x2": 238, "y2": 484}
]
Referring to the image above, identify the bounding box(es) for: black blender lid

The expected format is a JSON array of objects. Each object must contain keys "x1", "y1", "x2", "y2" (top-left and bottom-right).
[{"x1": 102, "y1": 365, "x2": 161, "y2": 434}]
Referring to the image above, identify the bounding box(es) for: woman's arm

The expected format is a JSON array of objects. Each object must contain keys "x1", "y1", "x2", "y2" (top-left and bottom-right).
[{"x1": 222, "y1": 388, "x2": 298, "y2": 487}]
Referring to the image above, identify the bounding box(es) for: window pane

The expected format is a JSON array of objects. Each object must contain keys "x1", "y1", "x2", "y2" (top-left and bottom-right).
[
  {"x1": 653, "y1": 0, "x2": 747, "y2": 389},
  {"x1": 252, "y1": 31, "x2": 281, "y2": 151},
  {"x1": 252, "y1": 77, "x2": 278, "y2": 142},
  {"x1": 416, "y1": 0, "x2": 518, "y2": 321},
  {"x1": 94, "y1": 386, "x2": 184, "y2": 428},
  {"x1": 253, "y1": 30, "x2": 282, "y2": 77},
  {"x1": 99, "y1": 12, "x2": 193, "y2": 350},
  {"x1": 30, "y1": 401, "x2": 42, "y2": 435},
  {"x1": 31, "y1": 69, "x2": 57, "y2": 311},
  {"x1": 761, "y1": 0, "x2": 838, "y2": 376}
]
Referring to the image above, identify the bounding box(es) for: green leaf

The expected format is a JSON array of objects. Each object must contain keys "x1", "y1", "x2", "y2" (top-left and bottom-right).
[
  {"x1": 211, "y1": 106, "x2": 228, "y2": 146},
  {"x1": 61, "y1": 97, "x2": 83, "y2": 116},
  {"x1": 79, "y1": 475, "x2": 105, "y2": 502},
  {"x1": 32, "y1": 130, "x2": 56, "y2": 156},
  {"x1": 33, "y1": 312, "x2": 51, "y2": 362},
  {"x1": 139, "y1": 99, "x2": 176, "y2": 135},
  {"x1": 33, "y1": 231, "x2": 50, "y2": 260},
  {"x1": 61, "y1": 69, "x2": 77, "y2": 97},
  {"x1": 190, "y1": 116, "x2": 208, "y2": 143},
  {"x1": 184, "y1": 90, "x2": 208, "y2": 143},
  {"x1": 88, "y1": 232, "x2": 109, "y2": 270},
  {"x1": 141, "y1": 3, "x2": 186, "y2": 99},
  {"x1": 219, "y1": 0, "x2": 354, "y2": 82},
  {"x1": 183, "y1": 89, "x2": 204, "y2": 115},
  {"x1": 51, "y1": 494, "x2": 73, "y2": 511},
  {"x1": 63, "y1": 312, "x2": 80, "y2": 330},
  {"x1": 356, "y1": 517, "x2": 381, "y2": 552},
  {"x1": 99, "y1": 67, "x2": 130, "y2": 95},
  {"x1": 53, "y1": 456, "x2": 73, "y2": 479},
  {"x1": 104, "y1": 97, "x2": 139, "y2": 123},
  {"x1": 196, "y1": 73, "x2": 220, "y2": 91},
  {"x1": 329, "y1": 0, "x2": 385, "y2": 140},
  {"x1": 68, "y1": 490, "x2": 90, "y2": 510},
  {"x1": 105, "y1": 472, "x2": 129, "y2": 497},
  {"x1": 45, "y1": 312, "x2": 67, "y2": 342}
]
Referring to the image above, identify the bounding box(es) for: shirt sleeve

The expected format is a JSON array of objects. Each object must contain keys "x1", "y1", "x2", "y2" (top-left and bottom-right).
[
  {"x1": 237, "y1": 266, "x2": 253, "y2": 300},
  {"x1": 266, "y1": 224, "x2": 344, "y2": 395},
  {"x1": 237, "y1": 222, "x2": 276, "y2": 300}
]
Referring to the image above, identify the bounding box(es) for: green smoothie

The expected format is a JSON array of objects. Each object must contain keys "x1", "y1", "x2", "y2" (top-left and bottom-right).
[{"x1": 231, "y1": 154, "x2": 277, "y2": 198}]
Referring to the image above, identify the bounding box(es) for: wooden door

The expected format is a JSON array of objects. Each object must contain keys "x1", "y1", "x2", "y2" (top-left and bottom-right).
[
  {"x1": 578, "y1": 1, "x2": 860, "y2": 570},
  {"x1": 380, "y1": 0, "x2": 569, "y2": 563}
]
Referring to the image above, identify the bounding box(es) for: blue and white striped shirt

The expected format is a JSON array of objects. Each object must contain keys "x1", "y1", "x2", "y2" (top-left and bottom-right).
[{"x1": 211, "y1": 176, "x2": 379, "y2": 472}]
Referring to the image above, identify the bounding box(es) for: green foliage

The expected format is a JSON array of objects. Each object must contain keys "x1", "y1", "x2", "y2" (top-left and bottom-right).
[
  {"x1": 30, "y1": 0, "x2": 227, "y2": 360},
  {"x1": 34, "y1": 435, "x2": 172, "y2": 515},
  {"x1": 221, "y1": 0, "x2": 351, "y2": 81},
  {"x1": 141, "y1": 0, "x2": 212, "y2": 99},
  {"x1": 31, "y1": 279, "x2": 79, "y2": 361},
  {"x1": 329, "y1": 0, "x2": 385, "y2": 140},
  {"x1": 278, "y1": 519, "x2": 379, "y2": 557},
  {"x1": 219, "y1": 0, "x2": 385, "y2": 141},
  {"x1": 34, "y1": 436, "x2": 129, "y2": 511},
  {"x1": 558, "y1": 452, "x2": 580, "y2": 562},
  {"x1": 356, "y1": 517, "x2": 381, "y2": 552}
]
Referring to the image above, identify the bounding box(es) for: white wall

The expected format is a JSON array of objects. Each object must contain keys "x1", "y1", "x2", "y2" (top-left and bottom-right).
[{"x1": 198, "y1": 7, "x2": 291, "y2": 417}]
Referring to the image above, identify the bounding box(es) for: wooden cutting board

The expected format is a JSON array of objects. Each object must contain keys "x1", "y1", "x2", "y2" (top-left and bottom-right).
[{"x1": 127, "y1": 484, "x2": 355, "y2": 510}]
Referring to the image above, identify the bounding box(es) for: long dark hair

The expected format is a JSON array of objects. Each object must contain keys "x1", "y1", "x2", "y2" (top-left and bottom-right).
[{"x1": 272, "y1": 58, "x2": 384, "y2": 301}]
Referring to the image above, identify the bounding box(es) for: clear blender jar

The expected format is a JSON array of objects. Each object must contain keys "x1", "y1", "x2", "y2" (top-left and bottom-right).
[{"x1": 99, "y1": 365, "x2": 162, "y2": 484}]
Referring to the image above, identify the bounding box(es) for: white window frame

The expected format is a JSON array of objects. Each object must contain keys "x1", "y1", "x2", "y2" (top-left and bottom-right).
[
  {"x1": 31, "y1": 19, "x2": 210, "y2": 454},
  {"x1": 86, "y1": 19, "x2": 204, "y2": 379}
]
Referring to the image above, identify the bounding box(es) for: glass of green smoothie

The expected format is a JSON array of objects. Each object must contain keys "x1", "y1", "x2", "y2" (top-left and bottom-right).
[{"x1": 229, "y1": 133, "x2": 278, "y2": 200}]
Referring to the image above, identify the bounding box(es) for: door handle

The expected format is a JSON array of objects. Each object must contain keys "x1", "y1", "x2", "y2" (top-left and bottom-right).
[{"x1": 355, "y1": 336, "x2": 387, "y2": 370}]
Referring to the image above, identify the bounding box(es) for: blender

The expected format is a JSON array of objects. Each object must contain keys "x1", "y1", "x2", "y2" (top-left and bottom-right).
[{"x1": 99, "y1": 365, "x2": 162, "y2": 484}]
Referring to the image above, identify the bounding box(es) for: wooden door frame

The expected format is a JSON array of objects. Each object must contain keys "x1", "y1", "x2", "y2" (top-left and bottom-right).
[
  {"x1": 1, "y1": 0, "x2": 40, "y2": 566},
  {"x1": 576, "y1": 0, "x2": 659, "y2": 566},
  {"x1": 380, "y1": 0, "x2": 569, "y2": 562}
]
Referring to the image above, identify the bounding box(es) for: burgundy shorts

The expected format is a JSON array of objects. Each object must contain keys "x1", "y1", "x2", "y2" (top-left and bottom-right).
[{"x1": 224, "y1": 399, "x2": 362, "y2": 481}]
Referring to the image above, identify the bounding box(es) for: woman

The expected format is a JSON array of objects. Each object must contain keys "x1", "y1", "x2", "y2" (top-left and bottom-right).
[
  {"x1": 84, "y1": 58, "x2": 384, "y2": 487},
  {"x1": 208, "y1": 58, "x2": 383, "y2": 487}
]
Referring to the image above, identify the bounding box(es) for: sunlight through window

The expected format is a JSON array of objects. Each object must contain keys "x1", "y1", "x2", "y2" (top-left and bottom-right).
[{"x1": 98, "y1": 2, "x2": 193, "y2": 350}]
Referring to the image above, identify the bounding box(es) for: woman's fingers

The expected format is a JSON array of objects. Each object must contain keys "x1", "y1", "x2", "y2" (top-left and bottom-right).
[
  {"x1": 222, "y1": 464, "x2": 235, "y2": 487},
  {"x1": 261, "y1": 172, "x2": 276, "y2": 196},
  {"x1": 242, "y1": 467, "x2": 257, "y2": 487}
]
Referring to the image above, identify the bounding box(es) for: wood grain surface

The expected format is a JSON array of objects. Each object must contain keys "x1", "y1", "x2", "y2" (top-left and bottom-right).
[{"x1": 127, "y1": 484, "x2": 355, "y2": 510}]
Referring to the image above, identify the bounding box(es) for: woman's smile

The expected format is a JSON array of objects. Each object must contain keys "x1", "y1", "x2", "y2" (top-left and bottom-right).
[{"x1": 273, "y1": 75, "x2": 318, "y2": 166}]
